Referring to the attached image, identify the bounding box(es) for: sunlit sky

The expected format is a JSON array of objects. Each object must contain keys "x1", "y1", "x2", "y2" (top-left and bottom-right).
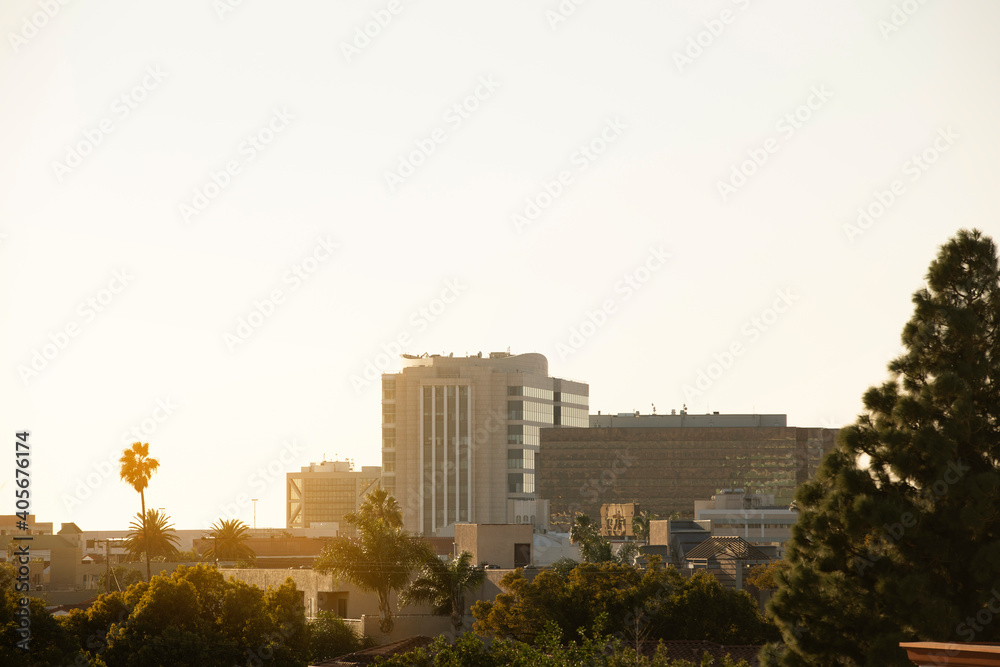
[{"x1": 2, "y1": 1, "x2": 999, "y2": 533}]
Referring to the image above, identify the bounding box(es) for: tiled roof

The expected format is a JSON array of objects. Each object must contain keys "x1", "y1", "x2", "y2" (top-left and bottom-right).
[
  {"x1": 684, "y1": 536, "x2": 771, "y2": 561},
  {"x1": 310, "y1": 635, "x2": 434, "y2": 666}
]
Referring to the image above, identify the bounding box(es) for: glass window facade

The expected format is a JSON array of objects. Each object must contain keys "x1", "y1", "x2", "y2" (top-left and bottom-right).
[
  {"x1": 558, "y1": 391, "x2": 588, "y2": 406},
  {"x1": 508, "y1": 386, "x2": 554, "y2": 400},
  {"x1": 507, "y1": 400, "x2": 554, "y2": 423},
  {"x1": 558, "y1": 406, "x2": 589, "y2": 427},
  {"x1": 507, "y1": 448, "x2": 535, "y2": 469},
  {"x1": 507, "y1": 472, "x2": 535, "y2": 494}
]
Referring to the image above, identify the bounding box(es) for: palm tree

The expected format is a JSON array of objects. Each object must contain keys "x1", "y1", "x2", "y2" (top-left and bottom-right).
[
  {"x1": 314, "y1": 488, "x2": 431, "y2": 635},
  {"x1": 119, "y1": 441, "x2": 160, "y2": 581},
  {"x1": 204, "y1": 518, "x2": 255, "y2": 564},
  {"x1": 124, "y1": 509, "x2": 180, "y2": 568},
  {"x1": 571, "y1": 514, "x2": 639, "y2": 565},
  {"x1": 632, "y1": 510, "x2": 655, "y2": 543},
  {"x1": 571, "y1": 514, "x2": 612, "y2": 563},
  {"x1": 400, "y1": 550, "x2": 486, "y2": 635}
]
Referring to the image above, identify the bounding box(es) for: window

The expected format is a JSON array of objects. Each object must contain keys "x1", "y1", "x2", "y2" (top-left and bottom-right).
[
  {"x1": 508, "y1": 386, "x2": 553, "y2": 400},
  {"x1": 382, "y1": 451, "x2": 395, "y2": 473},
  {"x1": 507, "y1": 401, "x2": 553, "y2": 423},
  {"x1": 514, "y1": 543, "x2": 531, "y2": 568}
]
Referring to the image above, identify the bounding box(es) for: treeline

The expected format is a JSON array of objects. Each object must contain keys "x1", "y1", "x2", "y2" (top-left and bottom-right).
[
  {"x1": 473, "y1": 557, "x2": 778, "y2": 646},
  {"x1": 0, "y1": 563, "x2": 367, "y2": 666}
]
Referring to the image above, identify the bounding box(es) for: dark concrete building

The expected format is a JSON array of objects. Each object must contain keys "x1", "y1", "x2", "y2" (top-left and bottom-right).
[{"x1": 537, "y1": 412, "x2": 837, "y2": 530}]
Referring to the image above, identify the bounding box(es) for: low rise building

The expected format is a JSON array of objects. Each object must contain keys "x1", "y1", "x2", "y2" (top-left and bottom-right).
[
  {"x1": 286, "y1": 460, "x2": 381, "y2": 538},
  {"x1": 538, "y1": 411, "x2": 837, "y2": 529},
  {"x1": 454, "y1": 523, "x2": 533, "y2": 569},
  {"x1": 694, "y1": 489, "x2": 797, "y2": 555}
]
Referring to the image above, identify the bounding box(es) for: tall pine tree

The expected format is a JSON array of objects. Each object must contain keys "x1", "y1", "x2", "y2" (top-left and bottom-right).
[{"x1": 764, "y1": 229, "x2": 1000, "y2": 666}]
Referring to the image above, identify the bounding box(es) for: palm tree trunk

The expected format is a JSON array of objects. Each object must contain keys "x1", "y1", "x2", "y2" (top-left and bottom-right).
[{"x1": 141, "y1": 490, "x2": 150, "y2": 581}]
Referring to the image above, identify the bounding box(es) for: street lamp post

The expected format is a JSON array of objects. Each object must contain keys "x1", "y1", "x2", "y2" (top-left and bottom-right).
[{"x1": 252, "y1": 498, "x2": 258, "y2": 530}]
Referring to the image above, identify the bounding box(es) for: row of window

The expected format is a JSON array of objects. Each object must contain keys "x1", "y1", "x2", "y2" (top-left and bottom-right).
[
  {"x1": 557, "y1": 392, "x2": 589, "y2": 406},
  {"x1": 508, "y1": 386, "x2": 554, "y2": 400},
  {"x1": 508, "y1": 401, "x2": 554, "y2": 423},
  {"x1": 507, "y1": 448, "x2": 536, "y2": 469},
  {"x1": 507, "y1": 424, "x2": 540, "y2": 446},
  {"x1": 507, "y1": 472, "x2": 535, "y2": 494}
]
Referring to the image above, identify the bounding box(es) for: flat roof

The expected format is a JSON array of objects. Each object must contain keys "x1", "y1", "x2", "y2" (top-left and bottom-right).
[{"x1": 589, "y1": 413, "x2": 787, "y2": 428}]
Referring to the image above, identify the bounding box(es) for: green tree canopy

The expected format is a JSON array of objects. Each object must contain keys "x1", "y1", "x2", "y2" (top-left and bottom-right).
[
  {"x1": 400, "y1": 550, "x2": 487, "y2": 635},
  {"x1": 378, "y1": 620, "x2": 754, "y2": 667},
  {"x1": 765, "y1": 229, "x2": 1000, "y2": 666},
  {"x1": 570, "y1": 514, "x2": 639, "y2": 565},
  {"x1": 313, "y1": 488, "x2": 432, "y2": 635},
  {"x1": 472, "y1": 558, "x2": 776, "y2": 646},
  {"x1": 98, "y1": 565, "x2": 145, "y2": 593},
  {"x1": 0, "y1": 564, "x2": 88, "y2": 666},
  {"x1": 70, "y1": 564, "x2": 309, "y2": 666},
  {"x1": 307, "y1": 611, "x2": 373, "y2": 664}
]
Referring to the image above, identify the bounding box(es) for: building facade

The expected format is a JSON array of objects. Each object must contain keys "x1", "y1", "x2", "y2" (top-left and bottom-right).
[
  {"x1": 694, "y1": 488, "x2": 798, "y2": 552},
  {"x1": 537, "y1": 411, "x2": 837, "y2": 529},
  {"x1": 286, "y1": 460, "x2": 381, "y2": 537},
  {"x1": 381, "y1": 351, "x2": 588, "y2": 536}
]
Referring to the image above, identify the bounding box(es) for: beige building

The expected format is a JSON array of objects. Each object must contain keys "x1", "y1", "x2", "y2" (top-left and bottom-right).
[
  {"x1": 381, "y1": 351, "x2": 588, "y2": 536},
  {"x1": 538, "y1": 411, "x2": 837, "y2": 529},
  {"x1": 286, "y1": 460, "x2": 381, "y2": 538},
  {"x1": 454, "y1": 523, "x2": 534, "y2": 569},
  {"x1": 694, "y1": 488, "x2": 797, "y2": 552}
]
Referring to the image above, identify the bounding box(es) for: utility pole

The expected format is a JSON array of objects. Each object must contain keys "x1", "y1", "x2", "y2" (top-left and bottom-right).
[
  {"x1": 104, "y1": 539, "x2": 110, "y2": 594},
  {"x1": 252, "y1": 498, "x2": 258, "y2": 530}
]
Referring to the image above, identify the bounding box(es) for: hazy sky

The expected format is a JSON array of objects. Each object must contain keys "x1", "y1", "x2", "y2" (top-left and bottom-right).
[{"x1": 3, "y1": 1, "x2": 999, "y2": 533}]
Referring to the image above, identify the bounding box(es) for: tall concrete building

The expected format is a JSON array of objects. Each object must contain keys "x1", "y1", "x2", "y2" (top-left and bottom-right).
[
  {"x1": 286, "y1": 460, "x2": 381, "y2": 537},
  {"x1": 537, "y1": 411, "x2": 837, "y2": 529},
  {"x1": 381, "y1": 351, "x2": 588, "y2": 536}
]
